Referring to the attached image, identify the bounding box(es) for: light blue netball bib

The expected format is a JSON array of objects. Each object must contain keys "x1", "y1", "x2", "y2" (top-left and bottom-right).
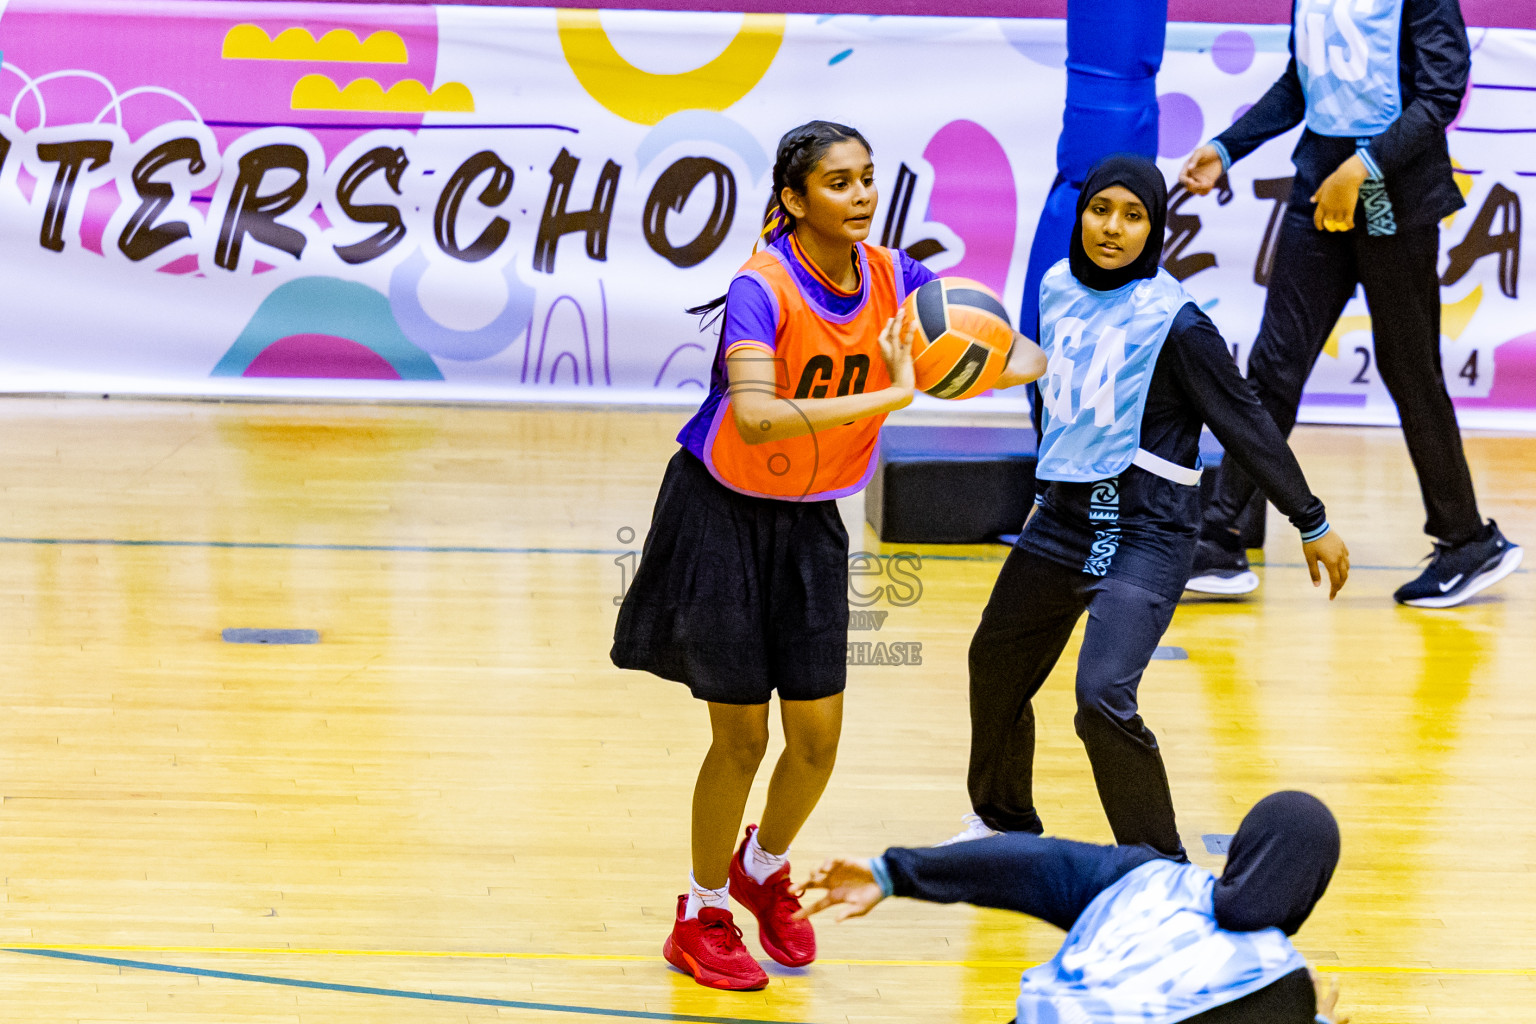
[
  {"x1": 1035, "y1": 262, "x2": 1193, "y2": 486},
  {"x1": 1294, "y1": 0, "x2": 1405, "y2": 137},
  {"x1": 1015, "y1": 860, "x2": 1309, "y2": 1024}
]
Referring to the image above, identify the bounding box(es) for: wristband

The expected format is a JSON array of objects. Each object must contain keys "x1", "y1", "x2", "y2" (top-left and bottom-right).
[
  {"x1": 1300, "y1": 522, "x2": 1331, "y2": 543},
  {"x1": 869, "y1": 856, "x2": 895, "y2": 898},
  {"x1": 1211, "y1": 140, "x2": 1233, "y2": 174},
  {"x1": 1354, "y1": 142, "x2": 1384, "y2": 181}
]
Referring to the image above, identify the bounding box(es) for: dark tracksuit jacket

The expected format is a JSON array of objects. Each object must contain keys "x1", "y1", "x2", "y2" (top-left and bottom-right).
[{"x1": 881, "y1": 834, "x2": 1318, "y2": 1023}]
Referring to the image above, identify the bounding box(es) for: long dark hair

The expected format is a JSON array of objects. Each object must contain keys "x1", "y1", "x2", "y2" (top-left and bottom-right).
[{"x1": 686, "y1": 120, "x2": 873, "y2": 325}]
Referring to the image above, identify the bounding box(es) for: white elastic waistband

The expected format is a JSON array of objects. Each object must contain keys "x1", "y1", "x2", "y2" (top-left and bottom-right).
[{"x1": 1131, "y1": 448, "x2": 1202, "y2": 486}]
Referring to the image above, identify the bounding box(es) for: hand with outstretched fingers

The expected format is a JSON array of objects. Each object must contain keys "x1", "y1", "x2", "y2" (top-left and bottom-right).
[
  {"x1": 1311, "y1": 969, "x2": 1350, "y2": 1024},
  {"x1": 793, "y1": 858, "x2": 886, "y2": 922},
  {"x1": 879, "y1": 316, "x2": 915, "y2": 393}
]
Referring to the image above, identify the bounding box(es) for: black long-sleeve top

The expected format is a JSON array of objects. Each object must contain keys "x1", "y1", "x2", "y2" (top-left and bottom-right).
[
  {"x1": 1214, "y1": 0, "x2": 1469, "y2": 229},
  {"x1": 1025, "y1": 302, "x2": 1327, "y2": 600},
  {"x1": 882, "y1": 834, "x2": 1318, "y2": 1024}
]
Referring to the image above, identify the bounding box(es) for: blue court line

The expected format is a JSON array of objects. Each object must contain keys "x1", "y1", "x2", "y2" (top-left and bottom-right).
[
  {"x1": 0, "y1": 536, "x2": 1526, "y2": 576},
  {"x1": 3, "y1": 948, "x2": 808, "y2": 1024},
  {"x1": 1243, "y1": 560, "x2": 1529, "y2": 575}
]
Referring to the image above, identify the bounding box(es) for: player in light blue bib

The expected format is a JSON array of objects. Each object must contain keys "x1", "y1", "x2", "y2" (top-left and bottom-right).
[
  {"x1": 950, "y1": 156, "x2": 1350, "y2": 860},
  {"x1": 800, "y1": 791, "x2": 1348, "y2": 1024}
]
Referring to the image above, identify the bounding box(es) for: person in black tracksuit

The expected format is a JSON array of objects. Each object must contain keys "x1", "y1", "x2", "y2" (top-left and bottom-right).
[
  {"x1": 1180, "y1": 0, "x2": 1521, "y2": 608},
  {"x1": 952, "y1": 156, "x2": 1349, "y2": 860},
  {"x1": 800, "y1": 792, "x2": 1348, "y2": 1024}
]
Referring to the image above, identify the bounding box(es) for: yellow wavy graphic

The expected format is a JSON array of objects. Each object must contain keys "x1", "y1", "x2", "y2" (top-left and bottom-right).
[
  {"x1": 556, "y1": 9, "x2": 784, "y2": 126},
  {"x1": 223, "y1": 25, "x2": 409, "y2": 63},
  {"x1": 291, "y1": 75, "x2": 474, "y2": 113},
  {"x1": 1322, "y1": 315, "x2": 1373, "y2": 361},
  {"x1": 1441, "y1": 285, "x2": 1483, "y2": 340}
]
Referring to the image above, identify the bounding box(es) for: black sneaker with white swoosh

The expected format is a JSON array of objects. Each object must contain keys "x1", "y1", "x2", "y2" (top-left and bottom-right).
[{"x1": 1393, "y1": 520, "x2": 1523, "y2": 608}]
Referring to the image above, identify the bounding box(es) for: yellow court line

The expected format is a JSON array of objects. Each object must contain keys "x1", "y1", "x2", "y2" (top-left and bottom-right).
[{"x1": 3, "y1": 943, "x2": 1533, "y2": 977}]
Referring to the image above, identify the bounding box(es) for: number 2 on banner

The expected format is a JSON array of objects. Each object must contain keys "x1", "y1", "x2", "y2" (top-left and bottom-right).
[{"x1": 1351, "y1": 346, "x2": 1372, "y2": 385}]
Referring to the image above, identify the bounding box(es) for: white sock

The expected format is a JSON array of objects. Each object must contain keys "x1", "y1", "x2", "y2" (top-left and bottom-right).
[
  {"x1": 744, "y1": 830, "x2": 789, "y2": 884},
  {"x1": 684, "y1": 872, "x2": 729, "y2": 920}
]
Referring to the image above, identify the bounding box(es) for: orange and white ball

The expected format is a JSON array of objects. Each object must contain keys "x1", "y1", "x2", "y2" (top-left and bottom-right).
[{"x1": 898, "y1": 277, "x2": 1015, "y2": 400}]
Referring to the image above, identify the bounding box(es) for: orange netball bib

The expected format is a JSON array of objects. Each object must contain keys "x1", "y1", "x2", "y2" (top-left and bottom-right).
[{"x1": 701, "y1": 240, "x2": 905, "y2": 501}]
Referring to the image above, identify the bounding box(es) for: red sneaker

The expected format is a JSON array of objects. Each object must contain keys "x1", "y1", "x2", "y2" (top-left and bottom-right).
[
  {"x1": 728, "y1": 825, "x2": 816, "y2": 967},
  {"x1": 662, "y1": 894, "x2": 768, "y2": 991}
]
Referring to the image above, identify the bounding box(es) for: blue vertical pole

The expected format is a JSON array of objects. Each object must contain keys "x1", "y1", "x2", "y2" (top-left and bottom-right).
[{"x1": 1020, "y1": 0, "x2": 1168, "y2": 336}]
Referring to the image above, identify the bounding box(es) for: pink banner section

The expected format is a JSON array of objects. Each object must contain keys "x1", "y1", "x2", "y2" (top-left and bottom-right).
[{"x1": 310, "y1": 0, "x2": 1533, "y2": 29}]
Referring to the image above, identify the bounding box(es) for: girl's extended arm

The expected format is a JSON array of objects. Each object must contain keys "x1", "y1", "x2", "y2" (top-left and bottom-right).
[
  {"x1": 797, "y1": 833, "x2": 1160, "y2": 931},
  {"x1": 727, "y1": 317, "x2": 913, "y2": 444},
  {"x1": 996, "y1": 333, "x2": 1048, "y2": 389},
  {"x1": 1166, "y1": 304, "x2": 1350, "y2": 598}
]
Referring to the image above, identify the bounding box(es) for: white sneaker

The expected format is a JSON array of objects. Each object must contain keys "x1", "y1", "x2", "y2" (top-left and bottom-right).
[
  {"x1": 1185, "y1": 539, "x2": 1260, "y2": 595},
  {"x1": 935, "y1": 813, "x2": 1000, "y2": 846},
  {"x1": 1186, "y1": 568, "x2": 1260, "y2": 595}
]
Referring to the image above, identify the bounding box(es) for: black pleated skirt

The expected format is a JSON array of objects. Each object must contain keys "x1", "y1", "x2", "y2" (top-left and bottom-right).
[{"x1": 611, "y1": 450, "x2": 850, "y2": 705}]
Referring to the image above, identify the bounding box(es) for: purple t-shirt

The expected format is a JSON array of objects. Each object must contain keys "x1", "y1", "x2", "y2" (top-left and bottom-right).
[{"x1": 677, "y1": 234, "x2": 935, "y2": 462}]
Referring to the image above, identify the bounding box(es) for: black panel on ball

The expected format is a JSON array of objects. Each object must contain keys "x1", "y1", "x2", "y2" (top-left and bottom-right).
[
  {"x1": 944, "y1": 287, "x2": 1011, "y2": 327},
  {"x1": 913, "y1": 278, "x2": 949, "y2": 341},
  {"x1": 925, "y1": 343, "x2": 989, "y2": 399}
]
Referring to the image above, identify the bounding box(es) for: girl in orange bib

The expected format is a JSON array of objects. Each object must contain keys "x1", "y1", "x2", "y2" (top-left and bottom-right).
[{"x1": 613, "y1": 120, "x2": 1044, "y2": 990}]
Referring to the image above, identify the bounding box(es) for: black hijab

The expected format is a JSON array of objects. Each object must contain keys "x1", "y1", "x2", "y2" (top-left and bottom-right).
[
  {"x1": 1213, "y1": 791, "x2": 1341, "y2": 936},
  {"x1": 1070, "y1": 154, "x2": 1169, "y2": 292}
]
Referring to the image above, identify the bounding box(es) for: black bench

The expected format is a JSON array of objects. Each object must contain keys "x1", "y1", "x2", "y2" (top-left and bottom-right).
[{"x1": 867, "y1": 425, "x2": 1256, "y2": 545}]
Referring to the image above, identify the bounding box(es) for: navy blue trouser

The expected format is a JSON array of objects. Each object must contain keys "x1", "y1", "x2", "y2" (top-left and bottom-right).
[
  {"x1": 1204, "y1": 208, "x2": 1482, "y2": 546},
  {"x1": 967, "y1": 545, "x2": 1185, "y2": 859}
]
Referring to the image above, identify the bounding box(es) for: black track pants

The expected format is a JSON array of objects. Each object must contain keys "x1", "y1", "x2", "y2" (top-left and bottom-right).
[
  {"x1": 1203, "y1": 208, "x2": 1481, "y2": 545},
  {"x1": 967, "y1": 545, "x2": 1185, "y2": 859}
]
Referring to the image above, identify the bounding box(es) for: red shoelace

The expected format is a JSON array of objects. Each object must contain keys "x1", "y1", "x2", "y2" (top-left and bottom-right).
[{"x1": 699, "y1": 911, "x2": 748, "y2": 953}]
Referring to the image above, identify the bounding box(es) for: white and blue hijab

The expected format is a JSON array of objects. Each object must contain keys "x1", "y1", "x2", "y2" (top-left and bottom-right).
[{"x1": 1016, "y1": 792, "x2": 1341, "y2": 1024}]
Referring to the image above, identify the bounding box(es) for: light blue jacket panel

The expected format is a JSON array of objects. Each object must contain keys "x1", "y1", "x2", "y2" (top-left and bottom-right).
[
  {"x1": 1294, "y1": 0, "x2": 1405, "y2": 137},
  {"x1": 1015, "y1": 859, "x2": 1310, "y2": 1024}
]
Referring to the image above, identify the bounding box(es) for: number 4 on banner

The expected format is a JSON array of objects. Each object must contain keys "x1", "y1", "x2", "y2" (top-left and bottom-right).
[{"x1": 1460, "y1": 351, "x2": 1479, "y2": 387}]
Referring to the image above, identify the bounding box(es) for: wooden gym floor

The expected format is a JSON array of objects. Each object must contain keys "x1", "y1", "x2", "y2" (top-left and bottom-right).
[{"x1": 0, "y1": 396, "x2": 1532, "y2": 1023}]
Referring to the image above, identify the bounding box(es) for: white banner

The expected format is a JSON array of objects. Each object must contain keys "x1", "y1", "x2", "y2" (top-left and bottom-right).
[{"x1": 0, "y1": 3, "x2": 1531, "y2": 426}]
